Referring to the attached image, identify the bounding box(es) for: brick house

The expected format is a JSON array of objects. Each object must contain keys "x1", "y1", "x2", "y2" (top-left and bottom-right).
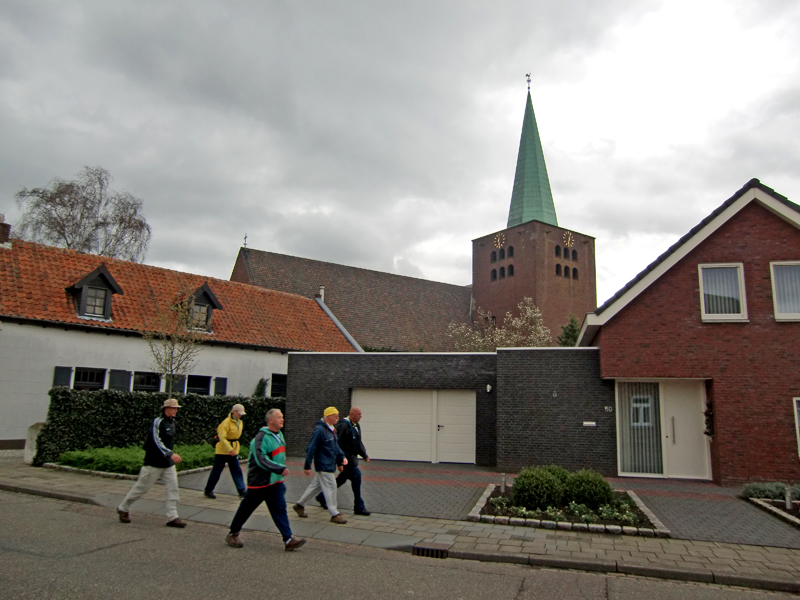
[
  {"x1": 578, "y1": 179, "x2": 800, "y2": 484},
  {"x1": 0, "y1": 231, "x2": 359, "y2": 448}
]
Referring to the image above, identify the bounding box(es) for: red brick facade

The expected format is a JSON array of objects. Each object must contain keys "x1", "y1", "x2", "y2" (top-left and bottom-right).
[
  {"x1": 471, "y1": 221, "x2": 597, "y2": 339},
  {"x1": 597, "y1": 202, "x2": 800, "y2": 484}
]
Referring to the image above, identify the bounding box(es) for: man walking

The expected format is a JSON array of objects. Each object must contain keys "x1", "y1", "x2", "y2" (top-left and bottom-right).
[
  {"x1": 316, "y1": 406, "x2": 371, "y2": 516},
  {"x1": 204, "y1": 403, "x2": 247, "y2": 498},
  {"x1": 225, "y1": 408, "x2": 305, "y2": 551},
  {"x1": 293, "y1": 407, "x2": 348, "y2": 524},
  {"x1": 117, "y1": 398, "x2": 186, "y2": 528}
]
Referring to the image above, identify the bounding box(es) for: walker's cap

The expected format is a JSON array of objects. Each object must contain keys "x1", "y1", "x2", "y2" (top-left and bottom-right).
[
  {"x1": 163, "y1": 398, "x2": 181, "y2": 408},
  {"x1": 323, "y1": 406, "x2": 339, "y2": 417},
  {"x1": 232, "y1": 404, "x2": 246, "y2": 415}
]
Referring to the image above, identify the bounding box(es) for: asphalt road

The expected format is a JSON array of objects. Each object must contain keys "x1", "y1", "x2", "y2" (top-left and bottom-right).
[{"x1": 1, "y1": 490, "x2": 795, "y2": 600}]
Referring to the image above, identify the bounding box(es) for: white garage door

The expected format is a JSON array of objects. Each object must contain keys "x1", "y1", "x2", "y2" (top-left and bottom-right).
[{"x1": 353, "y1": 388, "x2": 476, "y2": 464}]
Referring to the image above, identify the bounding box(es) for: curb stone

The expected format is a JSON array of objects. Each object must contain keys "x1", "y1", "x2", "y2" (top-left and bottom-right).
[
  {"x1": 41, "y1": 460, "x2": 247, "y2": 479},
  {"x1": 748, "y1": 497, "x2": 800, "y2": 530}
]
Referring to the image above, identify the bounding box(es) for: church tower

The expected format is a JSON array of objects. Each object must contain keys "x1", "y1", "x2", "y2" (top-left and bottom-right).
[{"x1": 471, "y1": 85, "x2": 597, "y2": 339}]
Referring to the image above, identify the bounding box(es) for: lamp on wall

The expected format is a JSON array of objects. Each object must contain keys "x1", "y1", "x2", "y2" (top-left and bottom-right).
[{"x1": 486, "y1": 384, "x2": 492, "y2": 393}]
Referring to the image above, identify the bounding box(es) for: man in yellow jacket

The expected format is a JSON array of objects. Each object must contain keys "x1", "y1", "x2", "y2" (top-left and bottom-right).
[{"x1": 204, "y1": 404, "x2": 247, "y2": 498}]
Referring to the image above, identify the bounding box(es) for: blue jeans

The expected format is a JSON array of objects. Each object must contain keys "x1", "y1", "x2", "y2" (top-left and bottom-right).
[
  {"x1": 205, "y1": 454, "x2": 246, "y2": 495},
  {"x1": 316, "y1": 463, "x2": 366, "y2": 512},
  {"x1": 229, "y1": 482, "x2": 293, "y2": 542}
]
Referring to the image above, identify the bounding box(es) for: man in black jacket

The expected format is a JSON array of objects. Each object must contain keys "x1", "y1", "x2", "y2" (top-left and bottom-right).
[
  {"x1": 316, "y1": 406, "x2": 371, "y2": 516},
  {"x1": 117, "y1": 398, "x2": 187, "y2": 527}
]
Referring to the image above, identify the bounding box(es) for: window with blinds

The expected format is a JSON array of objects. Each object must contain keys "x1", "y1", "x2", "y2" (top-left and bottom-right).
[
  {"x1": 698, "y1": 263, "x2": 748, "y2": 321},
  {"x1": 617, "y1": 382, "x2": 663, "y2": 475},
  {"x1": 771, "y1": 262, "x2": 800, "y2": 321}
]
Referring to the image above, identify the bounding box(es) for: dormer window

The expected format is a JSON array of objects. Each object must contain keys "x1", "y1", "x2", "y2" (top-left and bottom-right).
[
  {"x1": 191, "y1": 282, "x2": 224, "y2": 332},
  {"x1": 67, "y1": 264, "x2": 123, "y2": 320}
]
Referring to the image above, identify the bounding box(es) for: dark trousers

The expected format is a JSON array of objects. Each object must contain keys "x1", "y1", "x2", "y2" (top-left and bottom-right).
[
  {"x1": 229, "y1": 482, "x2": 293, "y2": 542},
  {"x1": 205, "y1": 454, "x2": 246, "y2": 495},
  {"x1": 316, "y1": 463, "x2": 366, "y2": 512}
]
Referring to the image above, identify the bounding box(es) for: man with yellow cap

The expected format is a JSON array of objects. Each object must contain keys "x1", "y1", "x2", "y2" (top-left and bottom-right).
[{"x1": 293, "y1": 407, "x2": 348, "y2": 524}]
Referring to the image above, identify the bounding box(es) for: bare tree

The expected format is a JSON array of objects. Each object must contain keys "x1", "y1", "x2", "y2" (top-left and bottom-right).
[
  {"x1": 15, "y1": 165, "x2": 151, "y2": 262},
  {"x1": 447, "y1": 297, "x2": 552, "y2": 351},
  {"x1": 143, "y1": 290, "x2": 206, "y2": 396}
]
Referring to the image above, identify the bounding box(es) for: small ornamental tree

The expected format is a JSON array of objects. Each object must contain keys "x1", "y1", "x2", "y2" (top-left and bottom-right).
[
  {"x1": 142, "y1": 290, "x2": 206, "y2": 396},
  {"x1": 447, "y1": 297, "x2": 552, "y2": 351},
  {"x1": 557, "y1": 314, "x2": 581, "y2": 347}
]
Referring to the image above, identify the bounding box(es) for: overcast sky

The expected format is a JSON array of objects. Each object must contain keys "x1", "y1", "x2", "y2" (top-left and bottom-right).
[{"x1": 2, "y1": 0, "x2": 799, "y2": 306}]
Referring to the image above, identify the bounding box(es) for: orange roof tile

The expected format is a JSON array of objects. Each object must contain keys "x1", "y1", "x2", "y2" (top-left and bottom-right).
[{"x1": 0, "y1": 241, "x2": 357, "y2": 353}]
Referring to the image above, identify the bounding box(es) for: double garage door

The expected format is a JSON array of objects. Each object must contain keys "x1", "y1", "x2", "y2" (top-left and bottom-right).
[{"x1": 352, "y1": 389, "x2": 476, "y2": 464}]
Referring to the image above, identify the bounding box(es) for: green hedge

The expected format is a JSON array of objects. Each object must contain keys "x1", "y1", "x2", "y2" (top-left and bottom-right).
[{"x1": 34, "y1": 387, "x2": 285, "y2": 466}]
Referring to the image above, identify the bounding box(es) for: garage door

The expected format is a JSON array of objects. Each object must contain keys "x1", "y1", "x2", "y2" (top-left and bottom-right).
[{"x1": 352, "y1": 389, "x2": 476, "y2": 464}]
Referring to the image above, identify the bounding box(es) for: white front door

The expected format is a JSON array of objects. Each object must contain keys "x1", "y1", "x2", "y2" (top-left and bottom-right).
[
  {"x1": 661, "y1": 381, "x2": 711, "y2": 479},
  {"x1": 352, "y1": 388, "x2": 476, "y2": 464}
]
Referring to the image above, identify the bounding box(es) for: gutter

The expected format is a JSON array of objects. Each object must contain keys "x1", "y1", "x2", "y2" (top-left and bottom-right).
[{"x1": 314, "y1": 298, "x2": 364, "y2": 352}]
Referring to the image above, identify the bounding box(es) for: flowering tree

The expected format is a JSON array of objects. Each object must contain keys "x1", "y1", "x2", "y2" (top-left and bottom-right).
[{"x1": 447, "y1": 297, "x2": 552, "y2": 351}]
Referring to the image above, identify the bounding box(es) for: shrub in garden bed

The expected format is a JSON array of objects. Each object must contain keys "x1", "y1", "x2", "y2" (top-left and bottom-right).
[
  {"x1": 742, "y1": 482, "x2": 800, "y2": 501},
  {"x1": 57, "y1": 443, "x2": 250, "y2": 474},
  {"x1": 484, "y1": 465, "x2": 651, "y2": 528}
]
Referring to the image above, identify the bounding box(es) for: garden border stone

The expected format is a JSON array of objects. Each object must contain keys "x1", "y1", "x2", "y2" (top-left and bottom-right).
[
  {"x1": 41, "y1": 459, "x2": 248, "y2": 480},
  {"x1": 747, "y1": 497, "x2": 800, "y2": 530}
]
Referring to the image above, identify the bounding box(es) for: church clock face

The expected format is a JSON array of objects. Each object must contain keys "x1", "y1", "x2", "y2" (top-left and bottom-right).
[
  {"x1": 493, "y1": 233, "x2": 506, "y2": 248},
  {"x1": 562, "y1": 231, "x2": 574, "y2": 248}
]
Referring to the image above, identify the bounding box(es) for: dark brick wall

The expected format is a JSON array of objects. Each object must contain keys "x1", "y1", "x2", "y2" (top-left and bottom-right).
[
  {"x1": 286, "y1": 353, "x2": 497, "y2": 466},
  {"x1": 496, "y1": 348, "x2": 617, "y2": 475},
  {"x1": 598, "y1": 202, "x2": 800, "y2": 484}
]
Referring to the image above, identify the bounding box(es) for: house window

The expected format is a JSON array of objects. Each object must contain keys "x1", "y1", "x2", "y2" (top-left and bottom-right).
[
  {"x1": 187, "y1": 375, "x2": 211, "y2": 395},
  {"x1": 499, "y1": 267, "x2": 505, "y2": 278},
  {"x1": 555, "y1": 264, "x2": 561, "y2": 276},
  {"x1": 490, "y1": 251, "x2": 497, "y2": 263},
  {"x1": 271, "y1": 373, "x2": 288, "y2": 397},
  {"x1": 192, "y1": 303, "x2": 209, "y2": 329},
  {"x1": 555, "y1": 245, "x2": 561, "y2": 258},
  {"x1": 85, "y1": 287, "x2": 108, "y2": 317},
  {"x1": 499, "y1": 248, "x2": 505, "y2": 260},
  {"x1": 508, "y1": 246, "x2": 514, "y2": 258},
  {"x1": 133, "y1": 372, "x2": 161, "y2": 392},
  {"x1": 771, "y1": 261, "x2": 800, "y2": 321},
  {"x1": 491, "y1": 269, "x2": 497, "y2": 281},
  {"x1": 572, "y1": 249, "x2": 577, "y2": 261},
  {"x1": 508, "y1": 265, "x2": 514, "y2": 277},
  {"x1": 631, "y1": 396, "x2": 652, "y2": 427},
  {"x1": 73, "y1": 367, "x2": 106, "y2": 391},
  {"x1": 795, "y1": 398, "x2": 800, "y2": 457},
  {"x1": 699, "y1": 263, "x2": 748, "y2": 321}
]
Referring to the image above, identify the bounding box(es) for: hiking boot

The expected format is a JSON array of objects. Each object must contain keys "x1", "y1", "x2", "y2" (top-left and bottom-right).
[
  {"x1": 284, "y1": 536, "x2": 307, "y2": 551},
  {"x1": 315, "y1": 494, "x2": 328, "y2": 510},
  {"x1": 354, "y1": 509, "x2": 372, "y2": 516},
  {"x1": 226, "y1": 533, "x2": 243, "y2": 548},
  {"x1": 166, "y1": 518, "x2": 187, "y2": 528},
  {"x1": 292, "y1": 504, "x2": 307, "y2": 518},
  {"x1": 330, "y1": 514, "x2": 347, "y2": 524},
  {"x1": 204, "y1": 491, "x2": 216, "y2": 499},
  {"x1": 117, "y1": 509, "x2": 131, "y2": 523}
]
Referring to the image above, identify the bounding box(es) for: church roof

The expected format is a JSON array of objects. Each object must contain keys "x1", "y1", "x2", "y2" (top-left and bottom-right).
[
  {"x1": 506, "y1": 91, "x2": 558, "y2": 228},
  {"x1": 231, "y1": 248, "x2": 473, "y2": 351}
]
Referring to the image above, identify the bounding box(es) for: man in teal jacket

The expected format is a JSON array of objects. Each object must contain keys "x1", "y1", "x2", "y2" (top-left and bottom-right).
[{"x1": 225, "y1": 408, "x2": 305, "y2": 551}]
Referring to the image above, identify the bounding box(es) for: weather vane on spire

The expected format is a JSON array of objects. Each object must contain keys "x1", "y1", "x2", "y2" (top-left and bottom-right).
[
  {"x1": 526, "y1": 73, "x2": 531, "y2": 90},
  {"x1": 243, "y1": 233, "x2": 248, "y2": 248}
]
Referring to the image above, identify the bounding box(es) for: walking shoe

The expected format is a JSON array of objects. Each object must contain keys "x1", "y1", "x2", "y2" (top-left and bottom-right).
[
  {"x1": 354, "y1": 509, "x2": 372, "y2": 516},
  {"x1": 225, "y1": 533, "x2": 243, "y2": 548},
  {"x1": 330, "y1": 514, "x2": 348, "y2": 524},
  {"x1": 238, "y1": 490, "x2": 247, "y2": 498},
  {"x1": 292, "y1": 504, "x2": 307, "y2": 518},
  {"x1": 117, "y1": 509, "x2": 131, "y2": 523},
  {"x1": 166, "y1": 518, "x2": 187, "y2": 528},
  {"x1": 204, "y1": 491, "x2": 216, "y2": 499},
  {"x1": 284, "y1": 536, "x2": 307, "y2": 552},
  {"x1": 315, "y1": 493, "x2": 328, "y2": 510}
]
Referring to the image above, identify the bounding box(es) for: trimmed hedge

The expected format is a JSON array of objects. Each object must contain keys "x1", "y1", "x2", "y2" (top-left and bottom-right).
[
  {"x1": 33, "y1": 387, "x2": 285, "y2": 466},
  {"x1": 512, "y1": 467, "x2": 565, "y2": 510},
  {"x1": 742, "y1": 482, "x2": 800, "y2": 501}
]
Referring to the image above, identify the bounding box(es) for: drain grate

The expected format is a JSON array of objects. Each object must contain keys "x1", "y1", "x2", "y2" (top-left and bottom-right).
[{"x1": 412, "y1": 543, "x2": 451, "y2": 559}]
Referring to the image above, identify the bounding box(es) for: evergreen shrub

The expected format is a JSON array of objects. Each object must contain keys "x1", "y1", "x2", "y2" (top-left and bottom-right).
[
  {"x1": 564, "y1": 469, "x2": 614, "y2": 509},
  {"x1": 511, "y1": 467, "x2": 564, "y2": 510},
  {"x1": 540, "y1": 464, "x2": 571, "y2": 486},
  {"x1": 34, "y1": 387, "x2": 284, "y2": 466},
  {"x1": 57, "y1": 444, "x2": 218, "y2": 474},
  {"x1": 742, "y1": 482, "x2": 800, "y2": 501}
]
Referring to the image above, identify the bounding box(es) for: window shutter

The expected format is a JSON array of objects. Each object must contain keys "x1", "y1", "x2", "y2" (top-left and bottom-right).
[
  {"x1": 109, "y1": 370, "x2": 132, "y2": 391},
  {"x1": 214, "y1": 377, "x2": 228, "y2": 396},
  {"x1": 53, "y1": 366, "x2": 73, "y2": 387}
]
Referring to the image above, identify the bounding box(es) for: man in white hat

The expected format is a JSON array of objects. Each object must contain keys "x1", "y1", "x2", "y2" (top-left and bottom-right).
[
  {"x1": 117, "y1": 398, "x2": 186, "y2": 528},
  {"x1": 204, "y1": 403, "x2": 247, "y2": 498}
]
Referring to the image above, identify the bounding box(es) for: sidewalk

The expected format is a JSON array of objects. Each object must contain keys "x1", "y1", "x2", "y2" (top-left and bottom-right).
[{"x1": 1, "y1": 455, "x2": 798, "y2": 594}]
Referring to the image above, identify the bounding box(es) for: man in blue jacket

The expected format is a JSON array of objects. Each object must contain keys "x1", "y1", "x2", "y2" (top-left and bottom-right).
[{"x1": 293, "y1": 406, "x2": 348, "y2": 524}]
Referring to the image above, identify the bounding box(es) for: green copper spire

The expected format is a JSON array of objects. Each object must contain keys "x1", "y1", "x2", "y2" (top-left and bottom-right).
[{"x1": 506, "y1": 90, "x2": 558, "y2": 228}]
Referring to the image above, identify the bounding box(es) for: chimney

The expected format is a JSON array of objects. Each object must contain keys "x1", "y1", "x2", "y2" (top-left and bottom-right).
[
  {"x1": 0, "y1": 215, "x2": 10, "y2": 245},
  {"x1": 318, "y1": 285, "x2": 325, "y2": 302}
]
